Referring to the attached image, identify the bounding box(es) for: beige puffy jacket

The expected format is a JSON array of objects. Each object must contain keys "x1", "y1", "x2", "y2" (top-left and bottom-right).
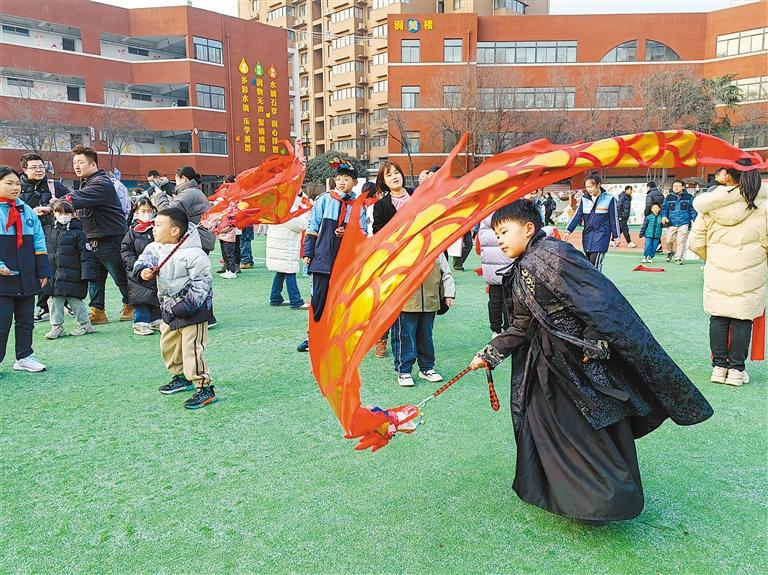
[{"x1": 689, "y1": 183, "x2": 768, "y2": 321}]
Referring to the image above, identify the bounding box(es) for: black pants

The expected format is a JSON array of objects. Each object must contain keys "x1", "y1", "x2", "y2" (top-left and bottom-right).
[
  {"x1": 488, "y1": 284, "x2": 509, "y2": 334},
  {"x1": 710, "y1": 316, "x2": 753, "y2": 371},
  {"x1": 544, "y1": 209, "x2": 555, "y2": 226},
  {"x1": 585, "y1": 251, "x2": 606, "y2": 272},
  {"x1": 220, "y1": 240, "x2": 239, "y2": 273},
  {"x1": 89, "y1": 235, "x2": 130, "y2": 310},
  {"x1": 0, "y1": 295, "x2": 35, "y2": 364},
  {"x1": 619, "y1": 218, "x2": 631, "y2": 243},
  {"x1": 311, "y1": 273, "x2": 330, "y2": 322},
  {"x1": 37, "y1": 294, "x2": 49, "y2": 313},
  {"x1": 453, "y1": 232, "x2": 473, "y2": 269}
]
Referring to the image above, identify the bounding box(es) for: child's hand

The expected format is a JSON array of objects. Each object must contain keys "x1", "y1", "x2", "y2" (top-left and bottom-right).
[
  {"x1": 334, "y1": 226, "x2": 346, "y2": 237},
  {"x1": 0, "y1": 266, "x2": 13, "y2": 276},
  {"x1": 469, "y1": 355, "x2": 487, "y2": 371},
  {"x1": 140, "y1": 268, "x2": 156, "y2": 281},
  {"x1": 562, "y1": 231, "x2": 570, "y2": 241},
  {"x1": 303, "y1": 256, "x2": 312, "y2": 265},
  {"x1": 444, "y1": 297, "x2": 455, "y2": 307},
  {"x1": 39, "y1": 278, "x2": 48, "y2": 288}
]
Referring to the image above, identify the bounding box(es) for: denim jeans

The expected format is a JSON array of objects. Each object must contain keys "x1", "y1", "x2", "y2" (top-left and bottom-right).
[
  {"x1": 50, "y1": 296, "x2": 88, "y2": 326},
  {"x1": 88, "y1": 235, "x2": 130, "y2": 309},
  {"x1": 643, "y1": 238, "x2": 661, "y2": 259},
  {"x1": 0, "y1": 295, "x2": 35, "y2": 364},
  {"x1": 390, "y1": 311, "x2": 436, "y2": 374},
  {"x1": 134, "y1": 304, "x2": 161, "y2": 325},
  {"x1": 240, "y1": 240, "x2": 253, "y2": 265},
  {"x1": 270, "y1": 272, "x2": 304, "y2": 308}
]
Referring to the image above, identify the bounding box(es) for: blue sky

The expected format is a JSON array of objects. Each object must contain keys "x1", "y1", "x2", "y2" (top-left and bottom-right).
[{"x1": 100, "y1": 0, "x2": 734, "y2": 16}]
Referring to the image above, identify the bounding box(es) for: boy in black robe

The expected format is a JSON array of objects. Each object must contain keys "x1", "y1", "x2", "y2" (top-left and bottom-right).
[{"x1": 469, "y1": 199, "x2": 713, "y2": 522}]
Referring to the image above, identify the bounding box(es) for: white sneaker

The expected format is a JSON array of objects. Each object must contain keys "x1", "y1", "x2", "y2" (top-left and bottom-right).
[
  {"x1": 742, "y1": 370, "x2": 750, "y2": 384},
  {"x1": 132, "y1": 323, "x2": 154, "y2": 336},
  {"x1": 710, "y1": 366, "x2": 728, "y2": 384},
  {"x1": 14, "y1": 355, "x2": 46, "y2": 372},
  {"x1": 397, "y1": 373, "x2": 415, "y2": 387},
  {"x1": 419, "y1": 369, "x2": 443, "y2": 383},
  {"x1": 220, "y1": 270, "x2": 237, "y2": 279},
  {"x1": 70, "y1": 323, "x2": 95, "y2": 337},
  {"x1": 628, "y1": 242, "x2": 637, "y2": 248},
  {"x1": 45, "y1": 325, "x2": 65, "y2": 340},
  {"x1": 724, "y1": 369, "x2": 744, "y2": 387}
]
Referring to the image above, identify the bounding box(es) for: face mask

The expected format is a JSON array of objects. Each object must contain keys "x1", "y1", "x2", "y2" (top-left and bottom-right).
[
  {"x1": 137, "y1": 212, "x2": 154, "y2": 222},
  {"x1": 55, "y1": 215, "x2": 72, "y2": 225}
]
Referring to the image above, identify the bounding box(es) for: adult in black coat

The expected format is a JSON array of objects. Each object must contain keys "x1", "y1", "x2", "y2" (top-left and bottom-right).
[{"x1": 643, "y1": 182, "x2": 665, "y2": 217}]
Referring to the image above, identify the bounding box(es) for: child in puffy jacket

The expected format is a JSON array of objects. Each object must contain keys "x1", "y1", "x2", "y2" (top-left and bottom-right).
[{"x1": 639, "y1": 203, "x2": 664, "y2": 263}]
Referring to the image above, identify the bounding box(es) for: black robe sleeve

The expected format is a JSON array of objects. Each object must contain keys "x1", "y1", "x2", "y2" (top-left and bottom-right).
[{"x1": 477, "y1": 295, "x2": 532, "y2": 368}]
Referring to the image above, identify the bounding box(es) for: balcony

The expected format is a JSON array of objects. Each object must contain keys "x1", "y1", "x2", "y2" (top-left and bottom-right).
[
  {"x1": 117, "y1": 131, "x2": 193, "y2": 155},
  {"x1": 100, "y1": 33, "x2": 186, "y2": 61},
  {"x1": 104, "y1": 82, "x2": 190, "y2": 109},
  {"x1": 0, "y1": 68, "x2": 85, "y2": 103},
  {"x1": 328, "y1": 70, "x2": 365, "y2": 90},
  {"x1": 328, "y1": 39, "x2": 365, "y2": 63},
  {"x1": 0, "y1": 16, "x2": 82, "y2": 53},
  {"x1": 328, "y1": 13, "x2": 365, "y2": 36}
]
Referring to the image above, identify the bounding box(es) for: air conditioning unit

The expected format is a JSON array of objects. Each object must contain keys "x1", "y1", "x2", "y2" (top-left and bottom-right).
[
  {"x1": 297, "y1": 42, "x2": 306, "y2": 50},
  {"x1": 301, "y1": 111, "x2": 310, "y2": 120},
  {"x1": 357, "y1": 23, "x2": 366, "y2": 31},
  {"x1": 360, "y1": 153, "x2": 368, "y2": 160},
  {"x1": 300, "y1": 87, "x2": 308, "y2": 96},
  {"x1": 360, "y1": 128, "x2": 367, "y2": 135},
  {"x1": 358, "y1": 76, "x2": 367, "y2": 84},
  {"x1": 295, "y1": 18, "x2": 305, "y2": 25},
  {"x1": 299, "y1": 65, "x2": 307, "y2": 74}
]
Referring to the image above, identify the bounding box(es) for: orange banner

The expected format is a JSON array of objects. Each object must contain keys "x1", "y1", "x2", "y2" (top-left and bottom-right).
[
  {"x1": 204, "y1": 139, "x2": 307, "y2": 233},
  {"x1": 308, "y1": 130, "x2": 767, "y2": 452}
]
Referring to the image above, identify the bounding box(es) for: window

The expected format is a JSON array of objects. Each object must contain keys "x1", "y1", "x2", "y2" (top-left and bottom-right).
[
  {"x1": 330, "y1": 60, "x2": 365, "y2": 76},
  {"x1": 372, "y1": 80, "x2": 387, "y2": 94},
  {"x1": 401, "y1": 39, "x2": 420, "y2": 63},
  {"x1": 196, "y1": 84, "x2": 226, "y2": 110},
  {"x1": 645, "y1": 40, "x2": 680, "y2": 62},
  {"x1": 331, "y1": 112, "x2": 364, "y2": 127},
  {"x1": 131, "y1": 92, "x2": 152, "y2": 102},
  {"x1": 128, "y1": 46, "x2": 149, "y2": 57},
  {"x1": 2, "y1": 25, "x2": 30, "y2": 36},
  {"x1": 298, "y1": 3, "x2": 307, "y2": 16},
  {"x1": 374, "y1": 0, "x2": 408, "y2": 7},
  {"x1": 330, "y1": 7, "x2": 363, "y2": 23},
  {"x1": 443, "y1": 85, "x2": 461, "y2": 107},
  {"x1": 493, "y1": 0, "x2": 525, "y2": 12},
  {"x1": 443, "y1": 130, "x2": 458, "y2": 152},
  {"x1": 453, "y1": 0, "x2": 463, "y2": 9},
  {"x1": 193, "y1": 36, "x2": 223, "y2": 64},
  {"x1": 335, "y1": 138, "x2": 362, "y2": 151},
  {"x1": 444, "y1": 39, "x2": 462, "y2": 62},
  {"x1": 331, "y1": 34, "x2": 361, "y2": 50},
  {"x1": 66, "y1": 86, "x2": 81, "y2": 102},
  {"x1": 371, "y1": 52, "x2": 388, "y2": 67},
  {"x1": 716, "y1": 27, "x2": 767, "y2": 58},
  {"x1": 70, "y1": 133, "x2": 83, "y2": 148},
  {"x1": 402, "y1": 131, "x2": 420, "y2": 154},
  {"x1": 7, "y1": 77, "x2": 34, "y2": 88},
  {"x1": 267, "y1": 6, "x2": 295, "y2": 20},
  {"x1": 371, "y1": 107, "x2": 388, "y2": 122},
  {"x1": 372, "y1": 24, "x2": 387, "y2": 38},
  {"x1": 601, "y1": 40, "x2": 637, "y2": 63},
  {"x1": 62, "y1": 37, "x2": 76, "y2": 52},
  {"x1": 371, "y1": 134, "x2": 388, "y2": 148},
  {"x1": 596, "y1": 86, "x2": 634, "y2": 108},
  {"x1": 401, "y1": 86, "x2": 420, "y2": 108},
  {"x1": 332, "y1": 87, "x2": 365, "y2": 101},
  {"x1": 199, "y1": 131, "x2": 227, "y2": 154},
  {"x1": 479, "y1": 86, "x2": 575, "y2": 110},
  {"x1": 732, "y1": 76, "x2": 768, "y2": 102},
  {"x1": 477, "y1": 41, "x2": 577, "y2": 64}
]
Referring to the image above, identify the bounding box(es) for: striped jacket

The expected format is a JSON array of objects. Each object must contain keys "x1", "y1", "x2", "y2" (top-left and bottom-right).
[{"x1": 0, "y1": 199, "x2": 52, "y2": 297}]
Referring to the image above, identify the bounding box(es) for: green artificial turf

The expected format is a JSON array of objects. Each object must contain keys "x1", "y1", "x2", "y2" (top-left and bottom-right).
[{"x1": 1, "y1": 236, "x2": 766, "y2": 574}]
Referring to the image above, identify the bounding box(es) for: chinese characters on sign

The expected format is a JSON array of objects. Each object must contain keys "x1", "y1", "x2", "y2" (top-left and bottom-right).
[
  {"x1": 236, "y1": 58, "x2": 285, "y2": 155},
  {"x1": 392, "y1": 18, "x2": 434, "y2": 32}
]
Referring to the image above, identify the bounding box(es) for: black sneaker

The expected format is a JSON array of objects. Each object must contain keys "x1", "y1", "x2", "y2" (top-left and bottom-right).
[
  {"x1": 159, "y1": 374, "x2": 195, "y2": 395},
  {"x1": 666, "y1": 253, "x2": 673, "y2": 262},
  {"x1": 184, "y1": 386, "x2": 216, "y2": 409},
  {"x1": 297, "y1": 339, "x2": 309, "y2": 352},
  {"x1": 33, "y1": 308, "x2": 49, "y2": 322}
]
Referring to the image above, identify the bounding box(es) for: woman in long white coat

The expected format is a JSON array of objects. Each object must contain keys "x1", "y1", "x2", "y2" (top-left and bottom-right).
[
  {"x1": 689, "y1": 160, "x2": 767, "y2": 387},
  {"x1": 266, "y1": 197, "x2": 310, "y2": 309}
]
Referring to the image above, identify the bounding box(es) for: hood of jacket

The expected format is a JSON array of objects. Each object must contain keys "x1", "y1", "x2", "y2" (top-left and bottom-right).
[{"x1": 693, "y1": 184, "x2": 768, "y2": 227}]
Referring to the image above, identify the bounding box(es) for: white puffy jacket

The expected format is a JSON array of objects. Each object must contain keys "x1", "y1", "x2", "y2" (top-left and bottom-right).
[{"x1": 266, "y1": 213, "x2": 309, "y2": 274}]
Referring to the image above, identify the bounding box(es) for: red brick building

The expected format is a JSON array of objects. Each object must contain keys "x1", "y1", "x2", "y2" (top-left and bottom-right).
[
  {"x1": 0, "y1": 0, "x2": 295, "y2": 189},
  {"x1": 386, "y1": 2, "x2": 768, "y2": 181}
]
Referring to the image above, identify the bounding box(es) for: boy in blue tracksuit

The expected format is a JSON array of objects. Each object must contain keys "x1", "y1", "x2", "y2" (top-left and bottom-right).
[
  {"x1": 563, "y1": 173, "x2": 620, "y2": 272},
  {"x1": 0, "y1": 166, "x2": 52, "y2": 374},
  {"x1": 639, "y1": 202, "x2": 664, "y2": 263},
  {"x1": 297, "y1": 162, "x2": 367, "y2": 352},
  {"x1": 661, "y1": 179, "x2": 697, "y2": 264}
]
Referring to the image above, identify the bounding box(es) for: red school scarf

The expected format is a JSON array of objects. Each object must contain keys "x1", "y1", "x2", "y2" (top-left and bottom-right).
[
  {"x1": 134, "y1": 219, "x2": 155, "y2": 234},
  {"x1": 330, "y1": 191, "x2": 354, "y2": 227},
  {"x1": 2, "y1": 199, "x2": 24, "y2": 249}
]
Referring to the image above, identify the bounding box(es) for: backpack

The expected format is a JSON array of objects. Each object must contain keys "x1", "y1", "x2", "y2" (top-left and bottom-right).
[{"x1": 108, "y1": 173, "x2": 131, "y2": 218}]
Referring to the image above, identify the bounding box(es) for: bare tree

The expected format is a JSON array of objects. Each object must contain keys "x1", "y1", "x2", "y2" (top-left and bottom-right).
[
  {"x1": 388, "y1": 110, "x2": 416, "y2": 183},
  {"x1": 95, "y1": 102, "x2": 150, "y2": 172}
]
